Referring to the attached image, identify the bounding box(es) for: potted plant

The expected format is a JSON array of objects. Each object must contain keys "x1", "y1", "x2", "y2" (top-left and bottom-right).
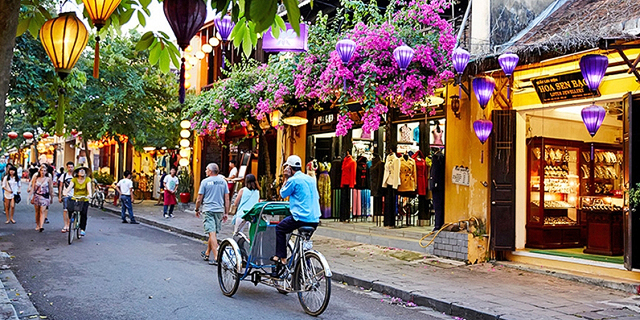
[
  {"x1": 94, "y1": 171, "x2": 115, "y2": 186},
  {"x1": 177, "y1": 168, "x2": 193, "y2": 203}
]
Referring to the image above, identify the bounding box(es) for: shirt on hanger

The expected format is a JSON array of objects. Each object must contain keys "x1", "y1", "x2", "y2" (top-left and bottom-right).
[
  {"x1": 382, "y1": 153, "x2": 401, "y2": 189},
  {"x1": 413, "y1": 127, "x2": 420, "y2": 143},
  {"x1": 399, "y1": 125, "x2": 412, "y2": 143},
  {"x1": 340, "y1": 156, "x2": 356, "y2": 188}
]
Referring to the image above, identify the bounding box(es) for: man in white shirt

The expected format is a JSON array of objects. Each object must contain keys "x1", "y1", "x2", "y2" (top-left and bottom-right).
[
  {"x1": 115, "y1": 170, "x2": 139, "y2": 224},
  {"x1": 163, "y1": 167, "x2": 179, "y2": 218}
]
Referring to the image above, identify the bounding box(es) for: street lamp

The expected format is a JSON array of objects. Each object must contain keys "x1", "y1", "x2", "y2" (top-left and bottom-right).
[
  {"x1": 163, "y1": 0, "x2": 207, "y2": 103},
  {"x1": 82, "y1": 0, "x2": 122, "y2": 78}
]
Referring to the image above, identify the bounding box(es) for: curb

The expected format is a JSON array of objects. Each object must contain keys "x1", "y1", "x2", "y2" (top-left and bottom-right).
[
  {"x1": 98, "y1": 205, "x2": 500, "y2": 320},
  {"x1": 0, "y1": 254, "x2": 40, "y2": 320}
]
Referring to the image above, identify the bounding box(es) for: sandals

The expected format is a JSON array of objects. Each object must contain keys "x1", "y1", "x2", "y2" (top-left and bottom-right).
[
  {"x1": 61, "y1": 228, "x2": 69, "y2": 233},
  {"x1": 201, "y1": 251, "x2": 210, "y2": 261}
]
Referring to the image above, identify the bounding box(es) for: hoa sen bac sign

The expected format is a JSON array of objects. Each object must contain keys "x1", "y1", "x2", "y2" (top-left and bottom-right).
[{"x1": 531, "y1": 71, "x2": 600, "y2": 103}]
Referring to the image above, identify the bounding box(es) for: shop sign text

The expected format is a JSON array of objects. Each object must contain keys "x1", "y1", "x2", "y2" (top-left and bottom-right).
[
  {"x1": 531, "y1": 72, "x2": 600, "y2": 103},
  {"x1": 452, "y1": 166, "x2": 470, "y2": 186}
]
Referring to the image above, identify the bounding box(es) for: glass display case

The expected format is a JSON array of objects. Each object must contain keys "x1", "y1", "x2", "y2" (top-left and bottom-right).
[
  {"x1": 526, "y1": 137, "x2": 583, "y2": 249},
  {"x1": 579, "y1": 196, "x2": 624, "y2": 255}
]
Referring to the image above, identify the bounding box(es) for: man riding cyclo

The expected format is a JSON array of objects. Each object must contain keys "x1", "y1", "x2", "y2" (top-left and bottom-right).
[{"x1": 269, "y1": 155, "x2": 321, "y2": 277}]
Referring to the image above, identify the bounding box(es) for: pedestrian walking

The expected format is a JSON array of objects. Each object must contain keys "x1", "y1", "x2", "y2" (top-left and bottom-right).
[
  {"x1": 3, "y1": 165, "x2": 20, "y2": 224},
  {"x1": 270, "y1": 155, "x2": 321, "y2": 277},
  {"x1": 28, "y1": 164, "x2": 53, "y2": 232},
  {"x1": 155, "y1": 170, "x2": 167, "y2": 206},
  {"x1": 194, "y1": 163, "x2": 229, "y2": 265},
  {"x1": 116, "y1": 170, "x2": 139, "y2": 224},
  {"x1": 163, "y1": 167, "x2": 179, "y2": 218},
  {"x1": 63, "y1": 167, "x2": 93, "y2": 237},
  {"x1": 232, "y1": 173, "x2": 260, "y2": 233},
  {"x1": 17, "y1": 166, "x2": 23, "y2": 181},
  {"x1": 58, "y1": 162, "x2": 75, "y2": 233}
]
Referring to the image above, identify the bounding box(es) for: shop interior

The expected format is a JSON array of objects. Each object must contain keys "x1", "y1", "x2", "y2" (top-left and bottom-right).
[{"x1": 517, "y1": 101, "x2": 626, "y2": 265}]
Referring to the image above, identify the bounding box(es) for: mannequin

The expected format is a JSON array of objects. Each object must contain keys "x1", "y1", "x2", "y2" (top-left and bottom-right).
[{"x1": 432, "y1": 121, "x2": 443, "y2": 146}]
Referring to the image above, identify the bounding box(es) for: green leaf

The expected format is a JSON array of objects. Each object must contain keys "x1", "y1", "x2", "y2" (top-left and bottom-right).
[
  {"x1": 282, "y1": 0, "x2": 300, "y2": 35},
  {"x1": 159, "y1": 49, "x2": 170, "y2": 73},
  {"x1": 250, "y1": 0, "x2": 277, "y2": 33},
  {"x1": 231, "y1": 3, "x2": 239, "y2": 21},
  {"x1": 168, "y1": 45, "x2": 180, "y2": 69},
  {"x1": 149, "y1": 42, "x2": 161, "y2": 65},
  {"x1": 119, "y1": 9, "x2": 134, "y2": 25},
  {"x1": 248, "y1": 22, "x2": 258, "y2": 45},
  {"x1": 139, "y1": 0, "x2": 152, "y2": 8},
  {"x1": 274, "y1": 14, "x2": 286, "y2": 31},
  {"x1": 231, "y1": 20, "x2": 246, "y2": 48},
  {"x1": 242, "y1": 27, "x2": 252, "y2": 57},
  {"x1": 137, "y1": 11, "x2": 146, "y2": 27},
  {"x1": 270, "y1": 21, "x2": 280, "y2": 39},
  {"x1": 135, "y1": 32, "x2": 155, "y2": 51},
  {"x1": 216, "y1": 0, "x2": 231, "y2": 15},
  {"x1": 16, "y1": 18, "x2": 31, "y2": 37},
  {"x1": 37, "y1": 6, "x2": 52, "y2": 20}
]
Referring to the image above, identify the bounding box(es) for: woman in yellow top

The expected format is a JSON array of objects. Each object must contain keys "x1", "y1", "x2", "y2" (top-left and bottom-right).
[{"x1": 63, "y1": 167, "x2": 93, "y2": 237}]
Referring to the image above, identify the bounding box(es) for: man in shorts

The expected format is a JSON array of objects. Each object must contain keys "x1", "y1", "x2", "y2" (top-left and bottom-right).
[
  {"x1": 194, "y1": 163, "x2": 229, "y2": 265},
  {"x1": 58, "y1": 161, "x2": 75, "y2": 233}
]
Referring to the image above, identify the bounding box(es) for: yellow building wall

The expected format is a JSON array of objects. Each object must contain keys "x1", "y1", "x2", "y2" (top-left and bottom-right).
[
  {"x1": 192, "y1": 135, "x2": 203, "y2": 201},
  {"x1": 275, "y1": 111, "x2": 308, "y2": 177},
  {"x1": 444, "y1": 83, "x2": 492, "y2": 225}
]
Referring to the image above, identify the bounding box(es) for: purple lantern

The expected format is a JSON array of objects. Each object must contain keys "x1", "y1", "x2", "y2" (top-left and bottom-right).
[
  {"x1": 474, "y1": 119, "x2": 493, "y2": 163},
  {"x1": 581, "y1": 104, "x2": 606, "y2": 161},
  {"x1": 579, "y1": 54, "x2": 608, "y2": 91},
  {"x1": 336, "y1": 38, "x2": 356, "y2": 91},
  {"x1": 499, "y1": 52, "x2": 519, "y2": 99},
  {"x1": 472, "y1": 76, "x2": 496, "y2": 109},
  {"x1": 336, "y1": 38, "x2": 356, "y2": 65},
  {"x1": 452, "y1": 47, "x2": 470, "y2": 74},
  {"x1": 581, "y1": 104, "x2": 606, "y2": 137},
  {"x1": 214, "y1": 15, "x2": 235, "y2": 42},
  {"x1": 394, "y1": 45, "x2": 415, "y2": 96}
]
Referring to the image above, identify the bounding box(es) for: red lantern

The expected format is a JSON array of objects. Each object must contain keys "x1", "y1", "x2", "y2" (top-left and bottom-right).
[
  {"x1": 42, "y1": 133, "x2": 49, "y2": 139},
  {"x1": 71, "y1": 129, "x2": 78, "y2": 136},
  {"x1": 8, "y1": 132, "x2": 18, "y2": 139},
  {"x1": 23, "y1": 132, "x2": 33, "y2": 139}
]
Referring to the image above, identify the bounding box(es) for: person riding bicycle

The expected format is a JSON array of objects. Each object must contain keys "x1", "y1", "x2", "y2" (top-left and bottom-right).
[
  {"x1": 270, "y1": 155, "x2": 320, "y2": 277},
  {"x1": 63, "y1": 167, "x2": 93, "y2": 237},
  {"x1": 58, "y1": 161, "x2": 75, "y2": 233}
]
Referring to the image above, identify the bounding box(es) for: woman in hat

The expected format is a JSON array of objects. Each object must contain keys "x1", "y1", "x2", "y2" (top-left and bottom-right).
[
  {"x1": 28, "y1": 164, "x2": 53, "y2": 232},
  {"x1": 63, "y1": 167, "x2": 93, "y2": 237}
]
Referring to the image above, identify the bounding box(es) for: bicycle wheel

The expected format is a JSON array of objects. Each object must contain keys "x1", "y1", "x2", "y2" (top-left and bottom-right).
[
  {"x1": 68, "y1": 214, "x2": 74, "y2": 245},
  {"x1": 75, "y1": 212, "x2": 81, "y2": 240},
  {"x1": 295, "y1": 251, "x2": 331, "y2": 316},
  {"x1": 133, "y1": 189, "x2": 144, "y2": 204},
  {"x1": 217, "y1": 240, "x2": 241, "y2": 297}
]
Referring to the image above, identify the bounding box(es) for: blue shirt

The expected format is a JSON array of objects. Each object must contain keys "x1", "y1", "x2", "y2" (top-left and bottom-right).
[
  {"x1": 198, "y1": 175, "x2": 228, "y2": 212},
  {"x1": 280, "y1": 171, "x2": 321, "y2": 223}
]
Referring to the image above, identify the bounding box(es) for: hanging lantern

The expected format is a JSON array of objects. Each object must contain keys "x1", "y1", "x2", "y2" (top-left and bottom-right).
[
  {"x1": 180, "y1": 139, "x2": 190, "y2": 148},
  {"x1": 393, "y1": 45, "x2": 415, "y2": 96},
  {"x1": 163, "y1": 0, "x2": 207, "y2": 104},
  {"x1": 270, "y1": 110, "x2": 281, "y2": 127},
  {"x1": 23, "y1": 132, "x2": 34, "y2": 139},
  {"x1": 498, "y1": 52, "x2": 519, "y2": 98},
  {"x1": 452, "y1": 47, "x2": 470, "y2": 97},
  {"x1": 209, "y1": 37, "x2": 220, "y2": 47},
  {"x1": 579, "y1": 54, "x2": 608, "y2": 92},
  {"x1": 180, "y1": 119, "x2": 191, "y2": 129},
  {"x1": 214, "y1": 15, "x2": 235, "y2": 42},
  {"x1": 179, "y1": 148, "x2": 190, "y2": 158},
  {"x1": 335, "y1": 38, "x2": 356, "y2": 91},
  {"x1": 201, "y1": 43, "x2": 213, "y2": 53},
  {"x1": 581, "y1": 104, "x2": 606, "y2": 161},
  {"x1": 82, "y1": 0, "x2": 122, "y2": 78},
  {"x1": 179, "y1": 158, "x2": 190, "y2": 167},
  {"x1": 8, "y1": 132, "x2": 18, "y2": 140},
  {"x1": 180, "y1": 129, "x2": 191, "y2": 138},
  {"x1": 39, "y1": 12, "x2": 89, "y2": 136},
  {"x1": 195, "y1": 51, "x2": 205, "y2": 59},
  {"x1": 473, "y1": 119, "x2": 493, "y2": 163},
  {"x1": 41, "y1": 133, "x2": 49, "y2": 139},
  {"x1": 472, "y1": 76, "x2": 496, "y2": 109},
  {"x1": 282, "y1": 116, "x2": 309, "y2": 127}
]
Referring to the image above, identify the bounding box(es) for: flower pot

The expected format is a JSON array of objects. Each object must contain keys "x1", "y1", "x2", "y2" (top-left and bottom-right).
[{"x1": 179, "y1": 192, "x2": 190, "y2": 204}]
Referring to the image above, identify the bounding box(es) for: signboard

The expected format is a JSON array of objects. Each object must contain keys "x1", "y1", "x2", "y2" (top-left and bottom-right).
[
  {"x1": 262, "y1": 23, "x2": 308, "y2": 52},
  {"x1": 452, "y1": 166, "x2": 470, "y2": 186},
  {"x1": 532, "y1": 72, "x2": 600, "y2": 103}
]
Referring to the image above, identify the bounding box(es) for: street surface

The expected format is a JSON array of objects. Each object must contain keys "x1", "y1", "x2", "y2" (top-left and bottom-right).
[{"x1": 0, "y1": 197, "x2": 450, "y2": 320}]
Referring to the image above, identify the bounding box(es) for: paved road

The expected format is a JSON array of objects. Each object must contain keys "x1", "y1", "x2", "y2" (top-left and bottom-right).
[{"x1": 0, "y1": 199, "x2": 450, "y2": 320}]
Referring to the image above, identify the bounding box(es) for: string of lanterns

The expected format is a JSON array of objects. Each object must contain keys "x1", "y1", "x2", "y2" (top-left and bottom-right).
[{"x1": 179, "y1": 120, "x2": 191, "y2": 167}]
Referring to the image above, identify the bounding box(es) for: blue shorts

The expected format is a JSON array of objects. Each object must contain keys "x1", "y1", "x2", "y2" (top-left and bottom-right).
[{"x1": 62, "y1": 196, "x2": 72, "y2": 210}]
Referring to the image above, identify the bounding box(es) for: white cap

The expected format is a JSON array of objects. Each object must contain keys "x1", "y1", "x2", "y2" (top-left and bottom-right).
[{"x1": 284, "y1": 155, "x2": 302, "y2": 168}]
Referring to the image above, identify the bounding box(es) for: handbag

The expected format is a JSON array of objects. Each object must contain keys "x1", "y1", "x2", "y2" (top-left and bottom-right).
[
  {"x1": 229, "y1": 204, "x2": 238, "y2": 215},
  {"x1": 8, "y1": 180, "x2": 20, "y2": 204}
]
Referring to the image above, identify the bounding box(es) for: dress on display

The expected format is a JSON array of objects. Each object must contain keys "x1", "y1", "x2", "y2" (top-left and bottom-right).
[
  {"x1": 412, "y1": 151, "x2": 429, "y2": 196},
  {"x1": 432, "y1": 129, "x2": 444, "y2": 145},
  {"x1": 317, "y1": 162, "x2": 331, "y2": 218},
  {"x1": 355, "y1": 157, "x2": 370, "y2": 190},
  {"x1": 340, "y1": 156, "x2": 356, "y2": 188}
]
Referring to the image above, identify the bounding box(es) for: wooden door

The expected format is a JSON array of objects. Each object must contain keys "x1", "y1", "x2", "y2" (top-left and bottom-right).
[
  {"x1": 623, "y1": 93, "x2": 640, "y2": 270},
  {"x1": 490, "y1": 110, "x2": 517, "y2": 251}
]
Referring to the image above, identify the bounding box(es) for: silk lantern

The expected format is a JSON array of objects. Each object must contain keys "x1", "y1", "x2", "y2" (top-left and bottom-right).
[
  {"x1": 473, "y1": 119, "x2": 493, "y2": 163},
  {"x1": 163, "y1": 0, "x2": 207, "y2": 104},
  {"x1": 82, "y1": 0, "x2": 122, "y2": 78},
  {"x1": 581, "y1": 104, "x2": 606, "y2": 161},
  {"x1": 8, "y1": 132, "x2": 18, "y2": 140},
  {"x1": 335, "y1": 39, "x2": 356, "y2": 92},
  {"x1": 472, "y1": 76, "x2": 496, "y2": 109},
  {"x1": 214, "y1": 15, "x2": 235, "y2": 68},
  {"x1": 579, "y1": 54, "x2": 608, "y2": 91},
  {"x1": 39, "y1": 11, "x2": 89, "y2": 136},
  {"x1": 452, "y1": 47, "x2": 470, "y2": 98},
  {"x1": 393, "y1": 45, "x2": 415, "y2": 96},
  {"x1": 498, "y1": 52, "x2": 519, "y2": 98}
]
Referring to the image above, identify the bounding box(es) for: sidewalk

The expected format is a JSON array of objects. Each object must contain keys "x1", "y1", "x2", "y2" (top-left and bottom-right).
[
  {"x1": 0, "y1": 253, "x2": 40, "y2": 320},
  {"x1": 103, "y1": 201, "x2": 640, "y2": 320}
]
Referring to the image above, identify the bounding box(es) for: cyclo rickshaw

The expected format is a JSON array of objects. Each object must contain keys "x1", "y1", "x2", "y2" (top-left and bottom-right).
[{"x1": 217, "y1": 202, "x2": 332, "y2": 316}]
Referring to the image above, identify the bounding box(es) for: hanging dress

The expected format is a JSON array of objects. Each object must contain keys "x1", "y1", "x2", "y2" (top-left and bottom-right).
[{"x1": 317, "y1": 162, "x2": 332, "y2": 218}]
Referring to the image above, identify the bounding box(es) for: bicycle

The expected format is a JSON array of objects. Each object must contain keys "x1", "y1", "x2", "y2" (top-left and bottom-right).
[
  {"x1": 90, "y1": 180, "x2": 105, "y2": 209},
  {"x1": 131, "y1": 187, "x2": 144, "y2": 204},
  {"x1": 68, "y1": 196, "x2": 88, "y2": 245}
]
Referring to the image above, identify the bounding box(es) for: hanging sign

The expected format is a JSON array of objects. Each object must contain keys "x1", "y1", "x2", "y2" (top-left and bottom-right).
[
  {"x1": 452, "y1": 166, "x2": 470, "y2": 186},
  {"x1": 262, "y1": 23, "x2": 308, "y2": 52},
  {"x1": 531, "y1": 72, "x2": 600, "y2": 103}
]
